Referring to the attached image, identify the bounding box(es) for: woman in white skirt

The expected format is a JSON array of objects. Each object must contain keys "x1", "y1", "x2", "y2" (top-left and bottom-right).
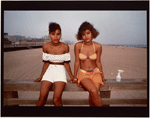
[{"x1": 34, "y1": 22, "x2": 75, "y2": 106}]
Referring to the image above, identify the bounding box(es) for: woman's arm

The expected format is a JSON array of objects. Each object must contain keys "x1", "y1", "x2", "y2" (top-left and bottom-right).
[
  {"x1": 96, "y1": 43, "x2": 106, "y2": 84},
  {"x1": 34, "y1": 45, "x2": 50, "y2": 82},
  {"x1": 74, "y1": 43, "x2": 80, "y2": 81},
  {"x1": 63, "y1": 45, "x2": 74, "y2": 83},
  {"x1": 64, "y1": 62, "x2": 74, "y2": 82}
]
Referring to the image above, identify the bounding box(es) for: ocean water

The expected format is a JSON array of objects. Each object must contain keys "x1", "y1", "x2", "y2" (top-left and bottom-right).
[{"x1": 105, "y1": 44, "x2": 147, "y2": 48}]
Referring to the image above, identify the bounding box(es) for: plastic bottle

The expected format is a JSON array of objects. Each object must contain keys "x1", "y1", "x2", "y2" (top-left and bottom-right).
[{"x1": 116, "y1": 70, "x2": 124, "y2": 82}]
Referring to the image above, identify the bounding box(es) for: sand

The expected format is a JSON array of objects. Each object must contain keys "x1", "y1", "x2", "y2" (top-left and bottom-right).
[
  {"x1": 3, "y1": 44, "x2": 147, "y2": 106},
  {"x1": 4, "y1": 44, "x2": 147, "y2": 80}
]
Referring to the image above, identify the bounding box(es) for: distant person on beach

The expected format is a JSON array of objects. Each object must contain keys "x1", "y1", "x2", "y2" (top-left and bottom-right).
[
  {"x1": 34, "y1": 22, "x2": 75, "y2": 106},
  {"x1": 73, "y1": 21, "x2": 106, "y2": 106}
]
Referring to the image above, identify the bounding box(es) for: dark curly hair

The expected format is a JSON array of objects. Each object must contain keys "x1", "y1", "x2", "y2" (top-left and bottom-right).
[
  {"x1": 49, "y1": 22, "x2": 61, "y2": 34},
  {"x1": 76, "y1": 21, "x2": 99, "y2": 40}
]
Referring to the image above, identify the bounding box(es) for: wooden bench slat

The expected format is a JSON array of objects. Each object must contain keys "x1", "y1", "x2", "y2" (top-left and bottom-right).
[
  {"x1": 109, "y1": 84, "x2": 147, "y2": 90},
  {"x1": 4, "y1": 83, "x2": 110, "y2": 91},
  {"x1": 4, "y1": 79, "x2": 147, "y2": 84},
  {"x1": 4, "y1": 79, "x2": 147, "y2": 91},
  {"x1": 5, "y1": 98, "x2": 147, "y2": 106},
  {"x1": 3, "y1": 79, "x2": 147, "y2": 106}
]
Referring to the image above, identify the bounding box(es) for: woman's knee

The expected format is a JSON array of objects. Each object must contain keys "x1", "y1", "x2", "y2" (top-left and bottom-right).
[
  {"x1": 39, "y1": 93, "x2": 48, "y2": 101},
  {"x1": 89, "y1": 88, "x2": 98, "y2": 96}
]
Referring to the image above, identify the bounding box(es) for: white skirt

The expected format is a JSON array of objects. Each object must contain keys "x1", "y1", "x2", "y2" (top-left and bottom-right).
[{"x1": 42, "y1": 64, "x2": 67, "y2": 83}]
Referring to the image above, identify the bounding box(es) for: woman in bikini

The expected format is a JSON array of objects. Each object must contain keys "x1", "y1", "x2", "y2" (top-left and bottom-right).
[
  {"x1": 73, "y1": 21, "x2": 106, "y2": 106},
  {"x1": 34, "y1": 22, "x2": 75, "y2": 106}
]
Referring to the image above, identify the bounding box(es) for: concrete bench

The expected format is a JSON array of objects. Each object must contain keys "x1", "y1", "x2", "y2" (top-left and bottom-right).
[{"x1": 3, "y1": 79, "x2": 147, "y2": 106}]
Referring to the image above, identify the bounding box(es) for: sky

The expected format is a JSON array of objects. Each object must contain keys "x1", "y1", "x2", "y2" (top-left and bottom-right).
[{"x1": 4, "y1": 10, "x2": 147, "y2": 45}]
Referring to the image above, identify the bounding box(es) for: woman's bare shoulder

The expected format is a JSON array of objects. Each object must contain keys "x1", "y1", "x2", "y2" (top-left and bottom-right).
[
  {"x1": 60, "y1": 42, "x2": 70, "y2": 53},
  {"x1": 61, "y1": 42, "x2": 69, "y2": 49},
  {"x1": 42, "y1": 43, "x2": 50, "y2": 52},
  {"x1": 75, "y1": 42, "x2": 83, "y2": 49},
  {"x1": 61, "y1": 42, "x2": 68, "y2": 47},
  {"x1": 93, "y1": 41, "x2": 102, "y2": 48}
]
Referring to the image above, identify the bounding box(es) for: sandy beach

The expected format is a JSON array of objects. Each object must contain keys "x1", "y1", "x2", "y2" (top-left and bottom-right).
[
  {"x1": 4, "y1": 44, "x2": 147, "y2": 80},
  {"x1": 3, "y1": 44, "x2": 147, "y2": 106}
]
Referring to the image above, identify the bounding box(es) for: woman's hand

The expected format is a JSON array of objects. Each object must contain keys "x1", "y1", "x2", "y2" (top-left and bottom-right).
[
  {"x1": 68, "y1": 80, "x2": 74, "y2": 83},
  {"x1": 73, "y1": 78, "x2": 78, "y2": 83},
  {"x1": 101, "y1": 78, "x2": 107, "y2": 87},
  {"x1": 68, "y1": 78, "x2": 78, "y2": 83},
  {"x1": 34, "y1": 77, "x2": 42, "y2": 82}
]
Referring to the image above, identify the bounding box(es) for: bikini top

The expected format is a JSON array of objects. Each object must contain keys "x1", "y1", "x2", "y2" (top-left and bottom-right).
[
  {"x1": 79, "y1": 42, "x2": 97, "y2": 61},
  {"x1": 43, "y1": 52, "x2": 70, "y2": 63}
]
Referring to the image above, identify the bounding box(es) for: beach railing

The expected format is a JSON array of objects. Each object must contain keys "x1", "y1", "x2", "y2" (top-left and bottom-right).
[{"x1": 3, "y1": 79, "x2": 147, "y2": 106}]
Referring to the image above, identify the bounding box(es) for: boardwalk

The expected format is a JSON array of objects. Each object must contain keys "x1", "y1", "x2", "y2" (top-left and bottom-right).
[{"x1": 3, "y1": 45, "x2": 147, "y2": 106}]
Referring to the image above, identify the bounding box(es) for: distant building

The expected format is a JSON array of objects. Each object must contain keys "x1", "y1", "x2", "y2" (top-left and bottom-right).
[
  {"x1": 20, "y1": 39, "x2": 50, "y2": 46},
  {"x1": 4, "y1": 33, "x2": 11, "y2": 45},
  {"x1": 43, "y1": 39, "x2": 51, "y2": 44},
  {"x1": 9, "y1": 35, "x2": 25, "y2": 44},
  {"x1": 4, "y1": 33, "x2": 8, "y2": 39}
]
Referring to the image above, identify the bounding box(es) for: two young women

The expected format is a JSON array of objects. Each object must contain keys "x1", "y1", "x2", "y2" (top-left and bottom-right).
[{"x1": 34, "y1": 21, "x2": 106, "y2": 106}]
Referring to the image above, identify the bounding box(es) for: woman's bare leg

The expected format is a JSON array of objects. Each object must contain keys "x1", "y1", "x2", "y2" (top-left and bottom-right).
[
  {"x1": 80, "y1": 78, "x2": 102, "y2": 106},
  {"x1": 36, "y1": 81, "x2": 53, "y2": 106},
  {"x1": 89, "y1": 83, "x2": 102, "y2": 106},
  {"x1": 94, "y1": 83, "x2": 103, "y2": 106},
  {"x1": 53, "y1": 81, "x2": 66, "y2": 106},
  {"x1": 89, "y1": 94, "x2": 94, "y2": 106}
]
